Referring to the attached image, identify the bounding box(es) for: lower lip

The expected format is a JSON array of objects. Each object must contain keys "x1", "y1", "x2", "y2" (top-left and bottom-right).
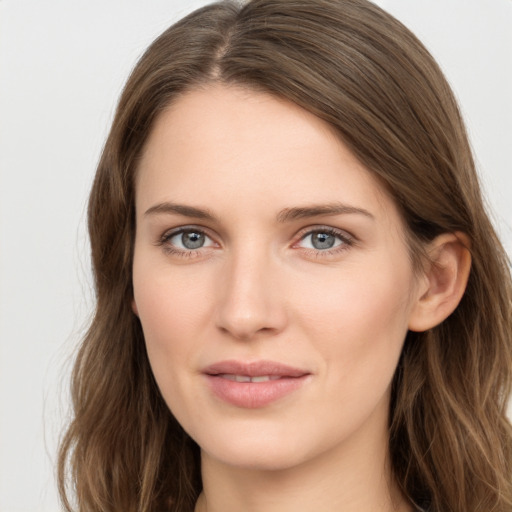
[{"x1": 205, "y1": 375, "x2": 308, "y2": 408}]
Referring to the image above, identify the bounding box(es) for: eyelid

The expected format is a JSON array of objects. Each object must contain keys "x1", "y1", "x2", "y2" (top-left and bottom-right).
[
  {"x1": 156, "y1": 224, "x2": 220, "y2": 256},
  {"x1": 292, "y1": 225, "x2": 356, "y2": 252},
  {"x1": 155, "y1": 223, "x2": 356, "y2": 259},
  {"x1": 158, "y1": 223, "x2": 214, "y2": 238}
]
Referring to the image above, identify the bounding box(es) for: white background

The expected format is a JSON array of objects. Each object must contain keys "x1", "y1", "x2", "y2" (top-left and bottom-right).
[{"x1": 0, "y1": 1, "x2": 510, "y2": 510}]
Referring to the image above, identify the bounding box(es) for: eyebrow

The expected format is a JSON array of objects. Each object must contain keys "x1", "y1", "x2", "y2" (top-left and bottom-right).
[
  {"x1": 144, "y1": 201, "x2": 374, "y2": 222},
  {"x1": 276, "y1": 203, "x2": 374, "y2": 223},
  {"x1": 144, "y1": 202, "x2": 217, "y2": 221}
]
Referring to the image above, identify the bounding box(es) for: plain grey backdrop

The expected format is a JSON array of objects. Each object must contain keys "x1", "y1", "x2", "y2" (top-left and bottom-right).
[{"x1": 0, "y1": 1, "x2": 511, "y2": 510}]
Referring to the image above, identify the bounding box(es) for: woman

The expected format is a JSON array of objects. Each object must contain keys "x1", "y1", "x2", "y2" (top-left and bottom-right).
[{"x1": 58, "y1": 0, "x2": 512, "y2": 511}]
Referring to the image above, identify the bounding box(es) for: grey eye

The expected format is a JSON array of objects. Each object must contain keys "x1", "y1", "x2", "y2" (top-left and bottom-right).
[
  {"x1": 298, "y1": 230, "x2": 346, "y2": 251},
  {"x1": 167, "y1": 229, "x2": 214, "y2": 251},
  {"x1": 180, "y1": 230, "x2": 205, "y2": 249},
  {"x1": 311, "y1": 232, "x2": 336, "y2": 250}
]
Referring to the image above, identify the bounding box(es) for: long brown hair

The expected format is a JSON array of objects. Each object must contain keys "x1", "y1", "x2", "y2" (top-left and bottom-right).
[{"x1": 58, "y1": 1, "x2": 512, "y2": 510}]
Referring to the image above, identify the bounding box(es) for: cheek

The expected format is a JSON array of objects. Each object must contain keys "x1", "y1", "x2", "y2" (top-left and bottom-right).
[
  {"x1": 132, "y1": 272, "x2": 211, "y2": 424},
  {"x1": 292, "y1": 261, "x2": 413, "y2": 382},
  {"x1": 286, "y1": 265, "x2": 413, "y2": 444},
  {"x1": 132, "y1": 261, "x2": 214, "y2": 378}
]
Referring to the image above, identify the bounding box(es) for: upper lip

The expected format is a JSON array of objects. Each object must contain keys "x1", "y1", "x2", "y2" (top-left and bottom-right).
[{"x1": 202, "y1": 360, "x2": 310, "y2": 378}]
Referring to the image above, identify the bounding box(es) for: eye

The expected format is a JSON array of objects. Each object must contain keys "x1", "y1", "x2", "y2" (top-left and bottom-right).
[
  {"x1": 159, "y1": 227, "x2": 217, "y2": 255},
  {"x1": 296, "y1": 227, "x2": 353, "y2": 252},
  {"x1": 302, "y1": 231, "x2": 341, "y2": 250},
  {"x1": 171, "y1": 230, "x2": 209, "y2": 250}
]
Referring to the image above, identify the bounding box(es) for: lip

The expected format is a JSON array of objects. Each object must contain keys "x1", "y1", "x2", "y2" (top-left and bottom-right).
[{"x1": 202, "y1": 360, "x2": 311, "y2": 409}]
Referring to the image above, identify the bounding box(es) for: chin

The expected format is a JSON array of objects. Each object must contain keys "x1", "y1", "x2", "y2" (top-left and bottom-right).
[
  {"x1": 191, "y1": 418, "x2": 327, "y2": 473},
  {"x1": 204, "y1": 442, "x2": 309, "y2": 472}
]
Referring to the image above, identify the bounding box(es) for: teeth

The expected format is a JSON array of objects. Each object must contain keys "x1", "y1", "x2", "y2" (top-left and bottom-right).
[
  {"x1": 220, "y1": 374, "x2": 281, "y2": 383},
  {"x1": 251, "y1": 376, "x2": 271, "y2": 383}
]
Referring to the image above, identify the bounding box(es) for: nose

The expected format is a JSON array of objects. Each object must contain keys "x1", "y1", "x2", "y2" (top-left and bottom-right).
[{"x1": 215, "y1": 250, "x2": 288, "y2": 341}]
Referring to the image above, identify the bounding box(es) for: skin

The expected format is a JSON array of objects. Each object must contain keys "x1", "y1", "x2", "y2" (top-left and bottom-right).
[{"x1": 131, "y1": 84, "x2": 463, "y2": 512}]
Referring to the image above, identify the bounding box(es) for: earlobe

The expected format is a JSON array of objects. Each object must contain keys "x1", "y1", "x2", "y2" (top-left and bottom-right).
[{"x1": 408, "y1": 232, "x2": 471, "y2": 332}]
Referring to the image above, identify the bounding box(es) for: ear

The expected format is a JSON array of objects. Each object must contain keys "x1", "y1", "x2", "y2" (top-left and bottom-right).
[
  {"x1": 408, "y1": 232, "x2": 471, "y2": 332},
  {"x1": 131, "y1": 298, "x2": 139, "y2": 317}
]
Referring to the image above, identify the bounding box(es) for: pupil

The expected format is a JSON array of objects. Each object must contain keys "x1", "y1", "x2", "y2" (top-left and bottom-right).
[
  {"x1": 312, "y1": 232, "x2": 335, "y2": 250},
  {"x1": 182, "y1": 231, "x2": 205, "y2": 249}
]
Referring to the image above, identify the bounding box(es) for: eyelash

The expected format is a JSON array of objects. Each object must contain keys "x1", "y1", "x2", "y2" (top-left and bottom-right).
[
  {"x1": 293, "y1": 226, "x2": 354, "y2": 257},
  {"x1": 156, "y1": 226, "x2": 217, "y2": 259},
  {"x1": 156, "y1": 225, "x2": 355, "y2": 259}
]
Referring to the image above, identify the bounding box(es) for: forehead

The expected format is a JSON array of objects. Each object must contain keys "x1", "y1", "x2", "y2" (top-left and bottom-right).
[{"x1": 135, "y1": 84, "x2": 398, "y2": 223}]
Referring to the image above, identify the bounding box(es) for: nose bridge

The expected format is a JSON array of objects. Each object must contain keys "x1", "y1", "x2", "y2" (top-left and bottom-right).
[{"x1": 215, "y1": 241, "x2": 286, "y2": 339}]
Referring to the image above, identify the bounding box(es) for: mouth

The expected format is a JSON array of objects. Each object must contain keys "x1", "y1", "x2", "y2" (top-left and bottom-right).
[
  {"x1": 216, "y1": 374, "x2": 283, "y2": 383},
  {"x1": 202, "y1": 360, "x2": 310, "y2": 408}
]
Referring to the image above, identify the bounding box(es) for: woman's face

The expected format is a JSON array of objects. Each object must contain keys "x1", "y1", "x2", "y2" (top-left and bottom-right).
[{"x1": 132, "y1": 85, "x2": 423, "y2": 472}]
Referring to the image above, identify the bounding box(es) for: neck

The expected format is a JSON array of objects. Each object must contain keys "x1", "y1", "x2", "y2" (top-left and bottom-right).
[{"x1": 194, "y1": 424, "x2": 412, "y2": 512}]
